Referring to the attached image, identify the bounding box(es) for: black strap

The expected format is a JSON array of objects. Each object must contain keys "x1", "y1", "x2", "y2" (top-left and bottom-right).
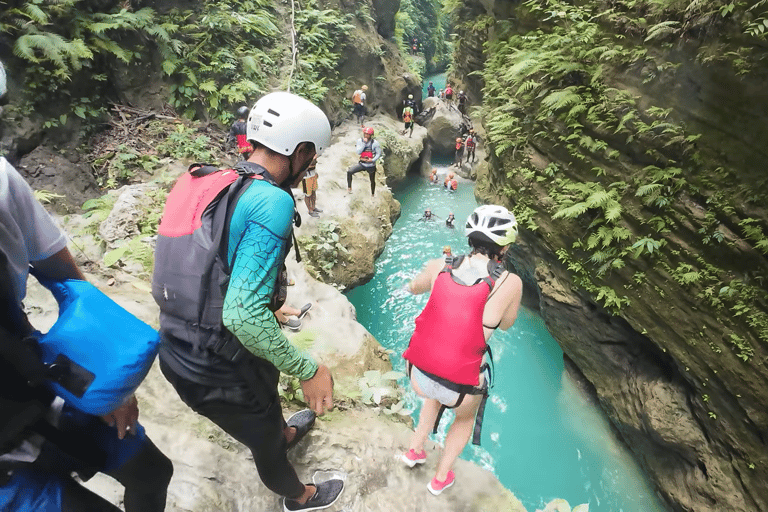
[{"x1": 408, "y1": 360, "x2": 492, "y2": 446}]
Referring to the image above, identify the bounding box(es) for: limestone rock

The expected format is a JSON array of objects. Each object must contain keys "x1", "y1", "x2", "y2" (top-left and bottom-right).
[
  {"x1": 98, "y1": 184, "x2": 157, "y2": 250},
  {"x1": 418, "y1": 98, "x2": 470, "y2": 156},
  {"x1": 293, "y1": 114, "x2": 421, "y2": 289}
]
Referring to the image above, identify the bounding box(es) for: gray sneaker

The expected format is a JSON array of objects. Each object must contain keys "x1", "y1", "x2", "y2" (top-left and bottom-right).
[
  {"x1": 283, "y1": 479, "x2": 344, "y2": 511},
  {"x1": 282, "y1": 317, "x2": 301, "y2": 331}
]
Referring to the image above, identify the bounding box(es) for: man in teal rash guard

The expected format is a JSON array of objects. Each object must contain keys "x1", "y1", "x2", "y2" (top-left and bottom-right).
[{"x1": 157, "y1": 92, "x2": 343, "y2": 512}]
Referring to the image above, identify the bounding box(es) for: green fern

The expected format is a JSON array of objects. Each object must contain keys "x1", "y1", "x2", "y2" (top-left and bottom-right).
[
  {"x1": 541, "y1": 87, "x2": 582, "y2": 113},
  {"x1": 645, "y1": 21, "x2": 681, "y2": 42}
]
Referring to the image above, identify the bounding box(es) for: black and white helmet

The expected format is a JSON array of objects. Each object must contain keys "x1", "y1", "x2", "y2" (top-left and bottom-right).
[
  {"x1": 236, "y1": 105, "x2": 249, "y2": 118},
  {"x1": 246, "y1": 91, "x2": 331, "y2": 156},
  {"x1": 465, "y1": 205, "x2": 518, "y2": 246}
]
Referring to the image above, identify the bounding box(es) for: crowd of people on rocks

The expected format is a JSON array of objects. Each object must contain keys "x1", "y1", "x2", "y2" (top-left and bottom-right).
[{"x1": 1, "y1": 57, "x2": 522, "y2": 512}]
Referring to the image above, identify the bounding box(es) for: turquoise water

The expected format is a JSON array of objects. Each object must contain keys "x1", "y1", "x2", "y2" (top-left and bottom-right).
[
  {"x1": 421, "y1": 72, "x2": 446, "y2": 99},
  {"x1": 345, "y1": 170, "x2": 670, "y2": 512}
]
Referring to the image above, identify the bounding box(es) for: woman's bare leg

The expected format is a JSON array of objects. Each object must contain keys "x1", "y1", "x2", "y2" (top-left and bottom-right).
[{"x1": 434, "y1": 394, "x2": 482, "y2": 481}]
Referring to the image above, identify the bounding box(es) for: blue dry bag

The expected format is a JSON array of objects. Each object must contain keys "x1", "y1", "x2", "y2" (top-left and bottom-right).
[{"x1": 36, "y1": 279, "x2": 160, "y2": 416}]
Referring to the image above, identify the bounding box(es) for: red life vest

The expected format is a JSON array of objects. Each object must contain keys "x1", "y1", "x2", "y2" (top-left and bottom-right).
[
  {"x1": 236, "y1": 134, "x2": 250, "y2": 154},
  {"x1": 352, "y1": 90, "x2": 363, "y2": 104},
  {"x1": 403, "y1": 258, "x2": 501, "y2": 386},
  {"x1": 359, "y1": 139, "x2": 374, "y2": 160},
  {"x1": 450, "y1": 179, "x2": 458, "y2": 190},
  {"x1": 445, "y1": 87, "x2": 453, "y2": 96},
  {"x1": 466, "y1": 136, "x2": 476, "y2": 149},
  {"x1": 403, "y1": 108, "x2": 413, "y2": 122},
  {"x1": 456, "y1": 140, "x2": 463, "y2": 151}
]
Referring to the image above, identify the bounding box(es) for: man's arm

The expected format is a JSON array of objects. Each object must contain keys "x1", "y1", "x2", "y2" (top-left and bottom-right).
[
  {"x1": 30, "y1": 247, "x2": 85, "y2": 282},
  {"x1": 372, "y1": 141, "x2": 383, "y2": 163},
  {"x1": 221, "y1": 217, "x2": 334, "y2": 414}
]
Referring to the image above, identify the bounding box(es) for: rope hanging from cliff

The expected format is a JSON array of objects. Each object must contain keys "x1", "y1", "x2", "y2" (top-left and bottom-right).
[{"x1": 287, "y1": 0, "x2": 297, "y2": 92}]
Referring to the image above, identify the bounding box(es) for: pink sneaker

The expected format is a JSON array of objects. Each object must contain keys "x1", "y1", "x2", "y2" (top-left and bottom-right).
[
  {"x1": 427, "y1": 471, "x2": 455, "y2": 495},
  {"x1": 401, "y1": 449, "x2": 427, "y2": 468}
]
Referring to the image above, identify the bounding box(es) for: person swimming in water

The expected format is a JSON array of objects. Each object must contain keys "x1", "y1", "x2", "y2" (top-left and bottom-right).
[
  {"x1": 446, "y1": 213, "x2": 455, "y2": 228},
  {"x1": 420, "y1": 209, "x2": 435, "y2": 221}
]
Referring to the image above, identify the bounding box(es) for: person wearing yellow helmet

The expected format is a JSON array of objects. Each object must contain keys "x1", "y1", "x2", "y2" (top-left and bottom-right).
[{"x1": 352, "y1": 85, "x2": 368, "y2": 126}]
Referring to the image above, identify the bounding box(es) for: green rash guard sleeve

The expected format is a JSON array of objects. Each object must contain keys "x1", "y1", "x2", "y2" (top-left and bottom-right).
[{"x1": 221, "y1": 181, "x2": 318, "y2": 381}]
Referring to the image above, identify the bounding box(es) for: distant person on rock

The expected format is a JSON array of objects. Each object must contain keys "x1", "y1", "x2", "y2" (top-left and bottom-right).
[
  {"x1": 457, "y1": 91, "x2": 467, "y2": 115},
  {"x1": 402, "y1": 102, "x2": 415, "y2": 138},
  {"x1": 444, "y1": 84, "x2": 453, "y2": 104},
  {"x1": 347, "y1": 126, "x2": 382, "y2": 196},
  {"x1": 302, "y1": 154, "x2": 321, "y2": 217},
  {"x1": 154, "y1": 92, "x2": 344, "y2": 512},
  {"x1": 438, "y1": 89, "x2": 444, "y2": 99},
  {"x1": 427, "y1": 81, "x2": 436, "y2": 98},
  {"x1": 228, "y1": 105, "x2": 253, "y2": 160},
  {"x1": 465, "y1": 130, "x2": 477, "y2": 164},
  {"x1": 453, "y1": 138, "x2": 464, "y2": 167},
  {"x1": 352, "y1": 85, "x2": 368, "y2": 126},
  {"x1": 401, "y1": 205, "x2": 523, "y2": 496}
]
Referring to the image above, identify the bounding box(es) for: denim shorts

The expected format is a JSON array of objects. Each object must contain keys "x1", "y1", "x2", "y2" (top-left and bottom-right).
[{"x1": 411, "y1": 366, "x2": 487, "y2": 407}]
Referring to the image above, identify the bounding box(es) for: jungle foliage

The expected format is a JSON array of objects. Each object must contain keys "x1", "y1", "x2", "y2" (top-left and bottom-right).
[
  {"x1": 480, "y1": 0, "x2": 768, "y2": 357},
  {"x1": 0, "y1": 0, "x2": 354, "y2": 128},
  {"x1": 395, "y1": 0, "x2": 451, "y2": 73}
]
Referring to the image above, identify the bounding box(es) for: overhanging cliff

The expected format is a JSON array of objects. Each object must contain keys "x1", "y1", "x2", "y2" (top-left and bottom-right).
[{"x1": 451, "y1": 0, "x2": 768, "y2": 510}]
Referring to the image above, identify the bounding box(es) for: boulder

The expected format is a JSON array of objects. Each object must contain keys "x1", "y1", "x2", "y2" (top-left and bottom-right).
[
  {"x1": 98, "y1": 184, "x2": 157, "y2": 249},
  {"x1": 417, "y1": 98, "x2": 469, "y2": 156},
  {"x1": 293, "y1": 114, "x2": 425, "y2": 289}
]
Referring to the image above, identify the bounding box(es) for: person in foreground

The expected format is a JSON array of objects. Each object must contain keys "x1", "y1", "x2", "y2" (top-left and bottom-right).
[
  {"x1": 154, "y1": 91, "x2": 343, "y2": 511},
  {"x1": 1, "y1": 60, "x2": 172, "y2": 512},
  {"x1": 400, "y1": 205, "x2": 523, "y2": 495}
]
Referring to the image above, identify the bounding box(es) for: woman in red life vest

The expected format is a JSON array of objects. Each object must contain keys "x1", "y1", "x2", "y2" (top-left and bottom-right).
[{"x1": 400, "y1": 205, "x2": 523, "y2": 495}]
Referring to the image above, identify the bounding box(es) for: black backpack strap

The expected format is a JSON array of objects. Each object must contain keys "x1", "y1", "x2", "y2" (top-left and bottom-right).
[{"x1": 188, "y1": 163, "x2": 220, "y2": 177}]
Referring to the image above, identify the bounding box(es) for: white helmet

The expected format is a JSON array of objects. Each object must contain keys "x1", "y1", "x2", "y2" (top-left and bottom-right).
[
  {"x1": 408, "y1": 94, "x2": 413, "y2": 99},
  {"x1": 0, "y1": 61, "x2": 6, "y2": 98},
  {"x1": 465, "y1": 205, "x2": 518, "y2": 246},
  {"x1": 246, "y1": 91, "x2": 331, "y2": 156}
]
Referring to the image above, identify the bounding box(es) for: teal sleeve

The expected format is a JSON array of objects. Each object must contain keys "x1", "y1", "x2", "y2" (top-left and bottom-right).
[{"x1": 221, "y1": 182, "x2": 318, "y2": 381}]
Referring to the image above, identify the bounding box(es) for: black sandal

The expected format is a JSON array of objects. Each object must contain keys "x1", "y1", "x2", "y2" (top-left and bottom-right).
[{"x1": 286, "y1": 409, "x2": 316, "y2": 450}]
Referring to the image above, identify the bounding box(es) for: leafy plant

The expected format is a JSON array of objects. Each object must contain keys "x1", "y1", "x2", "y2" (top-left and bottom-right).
[
  {"x1": 301, "y1": 221, "x2": 350, "y2": 279},
  {"x1": 156, "y1": 124, "x2": 213, "y2": 161},
  {"x1": 357, "y1": 370, "x2": 410, "y2": 415},
  {"x1": 33, "y1": 190, "x2": 65, "y2": 204}
]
